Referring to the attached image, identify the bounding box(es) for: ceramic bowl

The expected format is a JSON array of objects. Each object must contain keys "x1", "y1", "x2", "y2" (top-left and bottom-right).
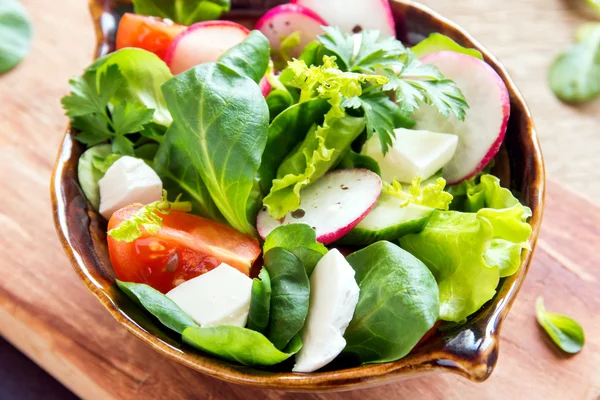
[{"x1": 51, "y1": 0, "x2": 545, "y2": 391}]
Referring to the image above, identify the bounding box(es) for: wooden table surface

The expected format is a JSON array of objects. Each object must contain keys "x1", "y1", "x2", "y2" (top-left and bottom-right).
[{"x1": 1, "y1": 0, "x2": 599, "y2": 399}]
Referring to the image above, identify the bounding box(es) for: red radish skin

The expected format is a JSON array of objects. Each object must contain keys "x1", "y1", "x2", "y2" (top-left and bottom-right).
[
  {"x1": 292, "y1": 0, "x2": 395, "y2": 37},
  {"x1": 257, "y1": 169, "x2": 382, "y2": 245},
  {"x1": 165, "y1": 20, "x2": 250, "y2": 75},
  {"x1": 256, "y1": 4, "x2": 327, "y2": 56},
  {"x1": 414, "y1": 51, "x2": 510, "y2": 185},
  {"x1": 259, "y1": 77, "x2": 272, "y2": 97}
]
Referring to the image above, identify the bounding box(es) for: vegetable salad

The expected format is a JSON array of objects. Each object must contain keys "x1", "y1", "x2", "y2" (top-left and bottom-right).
[{"x1": 62, "y1": 0, "x2": 532, "y2": 372}]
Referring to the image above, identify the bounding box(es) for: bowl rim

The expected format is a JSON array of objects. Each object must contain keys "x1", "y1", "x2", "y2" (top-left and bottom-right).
[{"x1": 51, "y1": 0, "x2": 546, "y2": 392}]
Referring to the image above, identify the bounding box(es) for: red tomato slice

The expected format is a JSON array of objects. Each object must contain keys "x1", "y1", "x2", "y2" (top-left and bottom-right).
[
  {"x1": 107, "y1": 205, "x2": 261, "y2": 293},
  {"x1": 116, "y1": 13, "x2": 186, "y2": 60}
]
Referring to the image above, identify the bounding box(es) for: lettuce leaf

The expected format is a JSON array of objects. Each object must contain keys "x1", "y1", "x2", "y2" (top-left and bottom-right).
[
  {"x1": 399, "y1": 175, "x2": 532, "y2": 321},
  {"x1": 400, "y1": 211, "x2": 499, "y2": 322},
  {"x1": 262, "y1": 109, "x2": 365, "y2": 219},
  {"x1": 384, "y1": 177, "x2": 453, "y2": 210},
  {"x1": 411, "y1": 33, "x2": 483, "y2": 60}
]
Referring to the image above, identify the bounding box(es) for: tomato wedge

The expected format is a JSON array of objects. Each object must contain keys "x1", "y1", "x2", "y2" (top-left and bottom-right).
[
  {"x1": 107, "y1": 205, "x2": 261, "y2": 293},
  {"x1": 116, "y1": 13, "x2": 186, "y2": 60}
]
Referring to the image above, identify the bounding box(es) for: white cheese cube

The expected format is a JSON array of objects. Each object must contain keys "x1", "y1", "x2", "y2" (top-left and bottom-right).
[
  {"x1": 98, "y1": 156, "x2": 163, "y2": 220},
  {"x1": 166, "y1": 263, "x2": 253, "y2": 328},
  {"x1": 293, "y1": 249, "x2": 359, "y2": 373},
  {"x1": 362, "y1": 128, "x2": 458, "y2": 183}
]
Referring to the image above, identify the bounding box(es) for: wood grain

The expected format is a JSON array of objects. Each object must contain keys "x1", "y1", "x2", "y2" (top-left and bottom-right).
[{"x1": 0, "y1": 0, "x2": 599, "y2": 398}]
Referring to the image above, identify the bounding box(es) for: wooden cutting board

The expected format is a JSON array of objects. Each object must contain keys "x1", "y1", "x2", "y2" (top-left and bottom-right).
[{"x1": 1, "y1": 0, "x2": 599, "y2": 399}]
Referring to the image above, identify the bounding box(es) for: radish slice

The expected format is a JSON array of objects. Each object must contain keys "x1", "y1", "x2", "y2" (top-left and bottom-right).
[
  {"x1": 256, "y1": 4, "x2": 327, "y2": 57},
  {"x1": 292, "y1": 0, "x2": 395, "y2": 37},
  {"x1": 257, "y1": 169, "x2": 382, "y2": 245},
  {"x1": 165, "y1": 20, "x2": 250, "y2": 75},
  {"x1": 413, "y1": 51, "x2": 510, "y2": 184},
  {"x1": 259, "y1": 77, "x2": 272, "y2": 97}
]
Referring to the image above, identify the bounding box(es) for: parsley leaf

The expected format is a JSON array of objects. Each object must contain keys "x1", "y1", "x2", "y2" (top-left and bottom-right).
[
  {"x1": 383, "y1": 51, "x2": 468, "y2": 120},
  {"x1": 318, "y1": 27, "x2": 405, "y2": 73},
  {"x1": 108, "y1": 190, "x2": 192, "y2": 242},
  {"x1": 62, "y1": 64, "x2": 156, "y2": 156}
]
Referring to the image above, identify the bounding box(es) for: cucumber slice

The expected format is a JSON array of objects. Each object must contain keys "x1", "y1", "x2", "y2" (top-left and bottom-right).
[{"x1": 338, "y1": 195, "x2": 433, "y2": 246}]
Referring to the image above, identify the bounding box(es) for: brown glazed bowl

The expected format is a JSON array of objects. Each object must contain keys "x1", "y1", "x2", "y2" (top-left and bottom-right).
[{"x1": 51, "y1": 0, "x2": 545, "y2": 392}]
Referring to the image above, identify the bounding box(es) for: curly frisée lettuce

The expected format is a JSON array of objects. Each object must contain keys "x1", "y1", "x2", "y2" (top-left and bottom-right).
[
  {"x1": 108, "y1": 190, "x2": 192, "y2": 242},
  {"x1": 400, "y1": 175, "x2": 531, "y2": 322},
  {"x1": 384, "y1": 177, "x2": 453, "y2": 210}
]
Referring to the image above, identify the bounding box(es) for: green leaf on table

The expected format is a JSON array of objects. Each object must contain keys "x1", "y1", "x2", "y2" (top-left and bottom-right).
[
  {"x1": 264, "y1": 248, "x2": 310, "y2": 350},
  {"x1": 162, "y1": 62, "x2": 269, "y2": 236},
  {"x1": 218, "y1": 30, "x2": 270, "y2": 83},
  {"x1": 344, "y1": 241, "x2": 439, "y2": 364},
  {"x1": 411, "y1": 33, "x2": 483, "y2": 60},
  {"x1": 0, "y1": 0, "x2": 33, "y2": 74},
  {"x1": 132, "y1": 0, "x2": 230, "y2": 25},
  {"x1": 182, "y1": 325, "x2": 301, "y2": 366},
  {"x1": 536, "y1": 297, "x2": 585, "y2": 354},
  {"x1": 117, "y1": 280, "x2": 198, "y2": 334},
  {"x1": 247, "y1": 268, "x2": 272, "y2": 334},
  {"x1": 549, "y1": 24, "x2": 600, "y2": 103},
  {"x1": 153, "y1": 122, "x2": 225, "y2": 222}
]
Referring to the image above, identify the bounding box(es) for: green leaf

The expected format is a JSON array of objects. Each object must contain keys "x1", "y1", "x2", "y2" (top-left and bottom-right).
[
  {"x1": 0, "y1": 0, "x2": 32, "y2": 74},
  {"x1": 112, "y1": 134, "x2": 135, "y2": 156},
  {"x1": 132, "y1": 0, "x2": 230, "y2": 25},
  {"x1": 344, "y1": 241, "x2": 439, "y2": 363},
  {"x1": 383, "y1": 177, "x2": 453, "y2": 210},
  {"x1": 318, "y1": 27, "x2": 405, "y2": 73},
  {"x1": 77, "y1": 144, "x2": 114, "y2": 210},
  {"x1": 116, "y1": 280, "x2": 198, "y2": 334},
  {"x1": 273, "y1": 31, "x2": 302, "y2": 71},
  {"x1": 262, "y1": 110, "x2": 365, "y2": 219},
  {"x1": 162, "y1": 62, "x2": 269, "y2": 236},
  {"x1": 111, "y1": 101, "x2": 155, "y2": 135},
  {"x1": 247, "y1": 268, "x2": 271, "y2": 334},
  {"x1": 411, "y1": 33, "x2": 483, "y2": 60},
  {"x1": 218, "y1": 30, "x2": 270, "y2": 83},
  {"x1": 400, "y1": 211, "x2": 499, "y2": 322},
  {"x1": 536, "y1": 297, "x2": 585, "y2": 354},
  {"x1": 263, "y1": 224, "x2": 328, "y2": 275},
  {"x1": 350, "y1": 91, "x2": 415, "y2": 153},
  {"x1": 182, "y1": 325, "x2": 300, "y2": 366},
  {"x1": 258, "y1": 98, "x2": 330, "y2": 193},
  {"x1": 338, "y1": 150, "x2": 381, "y2": 176},
  {"x1": 153, "y1": 122, "x2": 225, "y2": 222},
  {"x1": 108, "y1": 190, "x2": 192, "y2": 242},
  {"x1": 384, "y1": 51, "x2": 469, "y2": 121},
  {"x1": 264, "y1": 248, "x2": 310, "y2": 350},
  {"x1": 549, "y1": 25, "x2": 600, "y2": 103},
  {"x1": 90, "y1": 48, "x2": 173, "y2": 126},
  {"x1": 266, "y1": 89, "x2": 294, "y2": 120}
]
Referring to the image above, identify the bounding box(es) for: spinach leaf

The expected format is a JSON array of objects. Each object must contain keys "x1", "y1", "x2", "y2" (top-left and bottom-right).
[
  {"x1": 344, "y1": 241, "x2": 439, "y2": 364},
  {"x1": 549, "y1": 25, "x2": 600, "y2": 103},
  {"x1": 218, "y1": 31, "x2": 270, "y2": 83},
  {"x1": 266, "y1": 89, "x2": 294, "y2": 121},
  {"x1": 132, "y1": 0, "x2": 230, "y2": 25},
  {"x1": 263, "y1": 224, "x2": 328, "y2": 276},
  {"x1": 411, "y1": 33, "x2": 483, "y2": 60},
  {"x1": 117, "y1": 280, "x2": 198, "y2": 334},
  {"x1": 263, "y1": 111, "x2": 366, "y2": 219},
  {"x1": 162, "y1": 62, "x2": 269, "y2": 236},
  {"x1": 258, "y1": 98, "x2": 330, "y2": 193},
  {"x1": 338, "y1": 150, "x2": 381, "y2": 176},
  {"x1": 182, "y1": 326, "x2": 301, "y2": 366},
  {"x1": 0, "y1": 0, "x2": 32, "y2": 74},
  {"x1": 400, "y1": 211, "x2": 499, "y2": 322},
  {"x1": 153, "y1": 122, "x2": 225, "y2": 222},
  {"x1": 247, "y1": 268, "x2": 271, "y2": 334},
  {"x1": 536, "y1": 297, "x2": 585, "y2": 354},
  {"x1": 77, "y1": 144, "x2": 115, "y2": 210},
  {"x1": 264, "y1": 248, "x2": 310, "y2": 350}
]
